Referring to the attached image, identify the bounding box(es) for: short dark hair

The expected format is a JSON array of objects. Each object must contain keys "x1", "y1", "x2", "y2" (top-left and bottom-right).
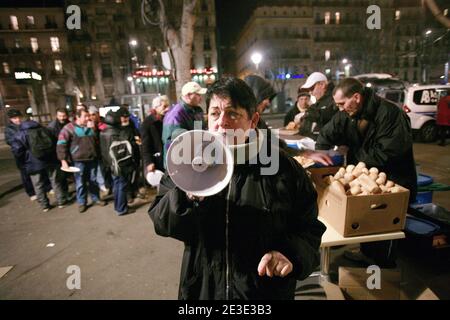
[
  {"x1": 333, "y1": 78, "x2": 364, "y2": 98},
  {"x1": 206, "y1": 77, "x2": 257, "y2": 117},
  {"x1": 75, "y1": 108, "x2": 87, "y2": 118},
  {"x1": 56, "y1": 107, "x2": 68, "y2": 115}
]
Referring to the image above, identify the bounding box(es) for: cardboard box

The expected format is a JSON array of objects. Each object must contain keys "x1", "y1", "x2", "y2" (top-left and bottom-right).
[
  {"x1": 309, "y1": 167, "x2": 410, "y2": 237},
  {"x1": 338, "y1": 267, "x2": 439, "y2": 300}
]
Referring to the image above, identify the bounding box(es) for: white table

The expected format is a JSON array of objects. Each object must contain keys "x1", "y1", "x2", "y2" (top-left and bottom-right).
[{"x1": 314, "y1": 216, "x2": 405, "y2": 282}]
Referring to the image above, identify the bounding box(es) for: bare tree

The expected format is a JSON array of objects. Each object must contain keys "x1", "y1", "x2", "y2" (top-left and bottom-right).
[{"x1": 142, "y1": 0, "x2": 197, "y2": 96}]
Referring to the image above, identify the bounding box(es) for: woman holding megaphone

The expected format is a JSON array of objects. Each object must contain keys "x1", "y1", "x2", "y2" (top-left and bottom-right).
[{"x1": 149, "y1": 77, "x2": 326, "y2": 300}]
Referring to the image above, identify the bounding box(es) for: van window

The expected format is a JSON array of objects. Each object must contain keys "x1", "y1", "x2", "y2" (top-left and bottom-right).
[{"x1": 413, "y1": 88, "x2": 450, "y2": 105}]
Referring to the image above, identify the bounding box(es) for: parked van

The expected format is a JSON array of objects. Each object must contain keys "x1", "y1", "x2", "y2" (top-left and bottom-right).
[
  {"x1": 354, "y1": 74, "x2": 449, "y2": 142},
  {"x1": 402, "y1": 85, "x2": 450, "y2": 142}
]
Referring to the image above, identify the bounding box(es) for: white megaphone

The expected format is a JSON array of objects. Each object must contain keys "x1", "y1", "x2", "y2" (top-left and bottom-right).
[{"x1": 166, "y1": 130, "x2": 234, "y2": 197}]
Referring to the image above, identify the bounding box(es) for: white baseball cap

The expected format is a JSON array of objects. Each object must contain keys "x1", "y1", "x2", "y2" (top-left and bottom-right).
[
  {"x1": 301, "y1": 72, "x2": 328, "y2": 89},
  {"x1": 181, "y1": 82, "x2": 207, "y2": 96}
]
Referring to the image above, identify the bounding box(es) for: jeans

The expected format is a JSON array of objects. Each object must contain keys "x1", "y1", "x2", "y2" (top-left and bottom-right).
[
  {"x1": 97, "y1": 162, "x2": 106, "y2": 188},
  {"x1": 30, "y1": 166, "x2": 66, "y2": 208},
  {"x1": 112, "y1": 174, "x2": 130, "y2": 215},
  {"x1": 73, "y1": 160, "x2": 100, "y2": 205}
]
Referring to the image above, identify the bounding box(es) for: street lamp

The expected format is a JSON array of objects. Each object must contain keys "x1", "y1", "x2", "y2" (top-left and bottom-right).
[
  {"x1": 425, "y1": 30, "x2": 432, "y2": 36},
  {"x1": 251, "y1": 52, "x2": 262, "y2": 71},
  {"x1": 342, "y1": 58, "x2": 348, "y2": 64},
  {"x1": 129, "y1": 39, "x2": 138, "y2": 47}
]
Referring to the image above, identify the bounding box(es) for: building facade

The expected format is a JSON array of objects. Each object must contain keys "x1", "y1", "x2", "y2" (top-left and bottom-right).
[
  {"x1": 235, "y1": 0, "x2": 449, "y2": 109},
  {"x1": 0, "y1": 0, "x2": 218, "y2": 127},
  {"x1": 0, "y1": 7, "x2": 74, "y2": 124}
]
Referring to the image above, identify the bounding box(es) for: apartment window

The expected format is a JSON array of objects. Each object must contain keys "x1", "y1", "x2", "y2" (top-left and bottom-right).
[
  {"x1": 45, "y1": 15, "x2": 57, "y2": 28},
  {"x1": 10, "y1": 16, "x2": 19, "y2": 30},
  {"x1": 3, "y1": 62, "x2": 10, "y2": 74},
  {"x1": 335, "y1": 12, "x2": 340, "y2": 24},
  {"x1": 395, "y1": 10, "x2": 401, "y2": 20},
  {"x1": 50, "y1": 37, "x2": 60, "y2": 52},
  {"x1": 204, "y1": 55, "x2": 211, "y2": 68},
  {"x1": 100, "y1": 44, "x2": 110, "y2": 57},
  {"x1": 325, "y1": 50, "x2": 331, "y2": 61},
  {"x1": 54, "y1": 59, "x2": 63, "y2": 74},
  {"x1": 101, "y1": 63, "x2": 112, "y2": 78},
  {"x1": 36, "y1": 60, "x2": 42, "y2": 69},
  {"x1": 324, "y1": 12, "x2": 331, "y2": 25},
  {"x1": 14, "y1": 39, "x2": 21, "y2": 48},
  {"x1": 30, "y1": 37, "x2": 39, "y2": 53},
  {"x1": 204, "y1": 34, "x2": 211, "y2": 51},
  {"x1": 26, "y1": 16, "x2": 35, "y2": 27},
  {"x1": 204, "y1": 17, "x2": 208, "y2": 27}
]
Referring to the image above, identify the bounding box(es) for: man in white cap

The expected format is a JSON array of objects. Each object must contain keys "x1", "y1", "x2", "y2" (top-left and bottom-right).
[
  {"x1": 298, "y1": 72, "x2": 338, "y2": 140},
  {"x1": 161, "y1": 82, "x2": 206, "y2": 168}
]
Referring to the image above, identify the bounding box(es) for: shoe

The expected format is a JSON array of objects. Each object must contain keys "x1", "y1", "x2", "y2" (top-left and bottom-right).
[
  {"x1": 30, "y1": 195, "x2": 37, "y2": 201},
  {"x1": 79, "y1": 205, "x2": 87, "y2": 213},
  {"x1": 118, "y1": 207, "x2": 136, "y2": 216},
  {"x1": 127, "y1": 198, "x2": 135, "y2": 205},
  {"x1": 58, "y1": 203, "x2": 66, "y2": 209},
  {"x1": 42, "y1": 206, "x2": 51, "y2": 213},
  {"x1": 94, "y1": 200, "x2": 107, "y2": 207},
  {"x1": 343, "y1": 249, "x2": 375, "y2": 265}
]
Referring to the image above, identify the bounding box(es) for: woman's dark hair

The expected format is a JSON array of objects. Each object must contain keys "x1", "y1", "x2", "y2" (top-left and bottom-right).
[{"x1": 205, "y1": 77, "x2": 257, "y2": 117}]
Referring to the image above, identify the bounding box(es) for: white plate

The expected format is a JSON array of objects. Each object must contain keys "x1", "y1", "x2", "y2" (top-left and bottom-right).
[
  {"x1": 61, "y1": 166, "x2": 80, "y2": 173},
  {"x1": 146, "y1": 170, "x2": 164, "y2": 187}
]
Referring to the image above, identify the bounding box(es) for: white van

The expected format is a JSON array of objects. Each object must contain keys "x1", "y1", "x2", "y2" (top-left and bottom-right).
[{"x1": 402, "y1": 85, "x2": 450, "y2": 142}]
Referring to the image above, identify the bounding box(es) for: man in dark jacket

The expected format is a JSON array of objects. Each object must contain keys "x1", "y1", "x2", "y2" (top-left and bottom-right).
[
  {"x1": 47, "y1": 107, "x2": 70, "y2": 138},
  {"x1": 148, "y1": 77, "x2": 326, "y2": 300},
  {"x1": 244, "y1": 75, "x2": 277, "y2": 130},
  {"x1": 284, "y1": 90, "x2": 311, "y2": 126},
  {"x1": 141, "y1": 96, "x2": 169, "y2": 174},
  {"x1": 99, "y1": 111, "x2": 135, "y2": 215},
  {"x1": 316, "y1": 77, "x2": 417, "y2": 268},
  {"x1": 299, "y1": 72, "x2": 338, "y2": 140},
  {"x1": 5, "y1": 109, "x2": 37, "y2": 200},
  {"x1": 48, "y1": 107, "x2": 70, "y2": 195},
  {"x1": 117, "y1": 106, "x2": 142, "y2": 203},
  {"x1": 11, "y1": 119, "x2": 66, "y2": 211}
]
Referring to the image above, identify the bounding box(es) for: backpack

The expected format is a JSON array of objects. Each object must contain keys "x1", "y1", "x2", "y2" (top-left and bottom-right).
[
  {"x1": 109, "y1": 139, "x2": 134, "y2": 176},
  {"x1": 28, "y1": 127, "x2": 55, "y2": 159}
]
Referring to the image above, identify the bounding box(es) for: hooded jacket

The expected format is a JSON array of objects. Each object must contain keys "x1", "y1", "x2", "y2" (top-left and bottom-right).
[
  {"x1": 148, "y1": 132, "x2": 326, "y2": 300},
  {"x1": 316, "y1": 87, "x2": 417, "y2": 201},
  {"x1": 5, "y1": 122, "x2": 19, "y2": 147},
  {"x1": 11, "y1": 120, "x2": 58, "y2": 174}
]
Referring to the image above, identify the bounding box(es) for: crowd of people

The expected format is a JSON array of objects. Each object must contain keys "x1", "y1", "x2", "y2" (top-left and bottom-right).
[{"x1": 5, "y1": 95, "x2": 170, "y2": 215}]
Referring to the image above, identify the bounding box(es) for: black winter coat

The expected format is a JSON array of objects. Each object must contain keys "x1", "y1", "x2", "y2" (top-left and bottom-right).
[
  {"x1": 299, "y1": 84, "x2": 338, "y2": 140},
  {"x1": 316, "y1": 87, "x2": 417, "y2": 201},
  {"x1": 148, "y1": 142, "x2": 326, "y2": 300},
  {"x1": 140, "y1": 114, "x2": 164, "y2": 170}
]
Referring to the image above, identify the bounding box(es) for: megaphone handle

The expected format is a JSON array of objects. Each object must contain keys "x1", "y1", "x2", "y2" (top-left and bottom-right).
[{"x1": 186, "y1": 192, "x2": 205, "y2": 203}]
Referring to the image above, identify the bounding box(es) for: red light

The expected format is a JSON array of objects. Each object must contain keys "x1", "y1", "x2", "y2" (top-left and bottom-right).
[{"x1": 403, "y1": 105, "x2": 411, "y2": 113}]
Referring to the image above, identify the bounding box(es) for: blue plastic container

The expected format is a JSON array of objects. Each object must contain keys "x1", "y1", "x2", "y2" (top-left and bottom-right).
[{"x1": 415, "y1": 174, "x2": 434, "y2": 204}]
